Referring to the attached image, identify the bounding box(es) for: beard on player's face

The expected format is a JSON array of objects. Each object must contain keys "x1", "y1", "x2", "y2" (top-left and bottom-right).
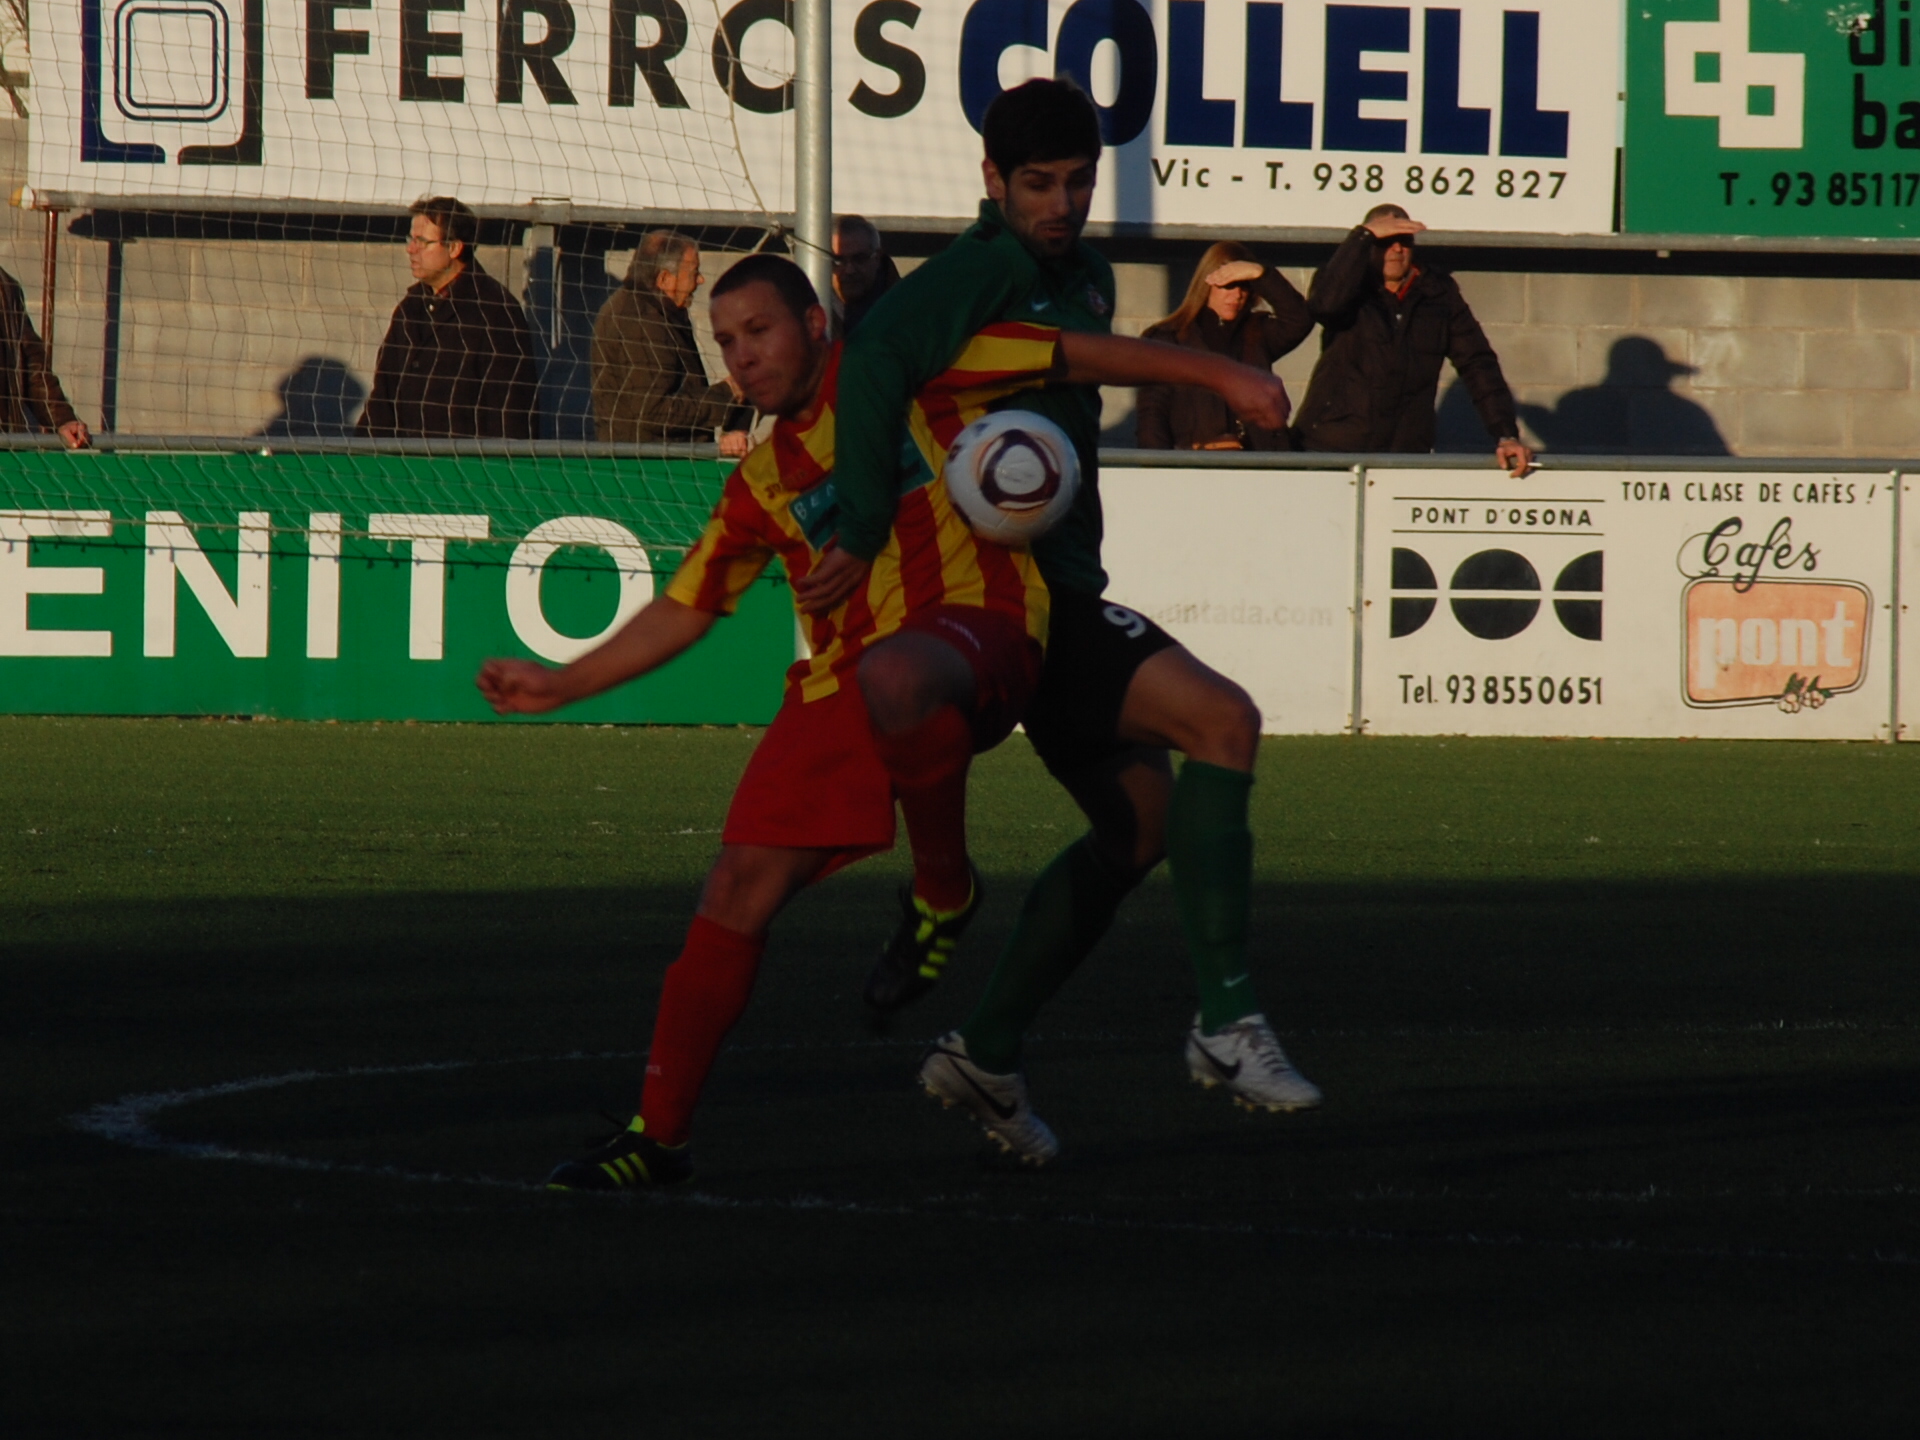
[
  {"x1": 712, "y1": 285, "x2": 830, "y2": 419},
  {"x1": 988, "y1": 157, "x2": 1097, "y2": 258}
]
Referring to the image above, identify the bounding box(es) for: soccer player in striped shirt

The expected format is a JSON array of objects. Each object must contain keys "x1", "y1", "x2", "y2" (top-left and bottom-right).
[{"x1": 478, "y1": 255, "x2": 1063, "y2": 1185}]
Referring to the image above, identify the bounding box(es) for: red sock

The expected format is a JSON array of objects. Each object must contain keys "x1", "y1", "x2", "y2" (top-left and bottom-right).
[
  {"x1": 871, "y1": 703, "x2": 975, "y2": 912},
  {"x1": 636, "y1": 915, "x2": 766, "y2": 1147}
]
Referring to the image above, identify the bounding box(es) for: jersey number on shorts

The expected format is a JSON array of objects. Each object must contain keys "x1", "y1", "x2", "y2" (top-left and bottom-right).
[{"x1": 1103, "y1": 604, "x2": 1148, "y2": 639}]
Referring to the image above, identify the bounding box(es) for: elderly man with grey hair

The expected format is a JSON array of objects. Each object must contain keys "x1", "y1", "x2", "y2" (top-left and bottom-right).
[{"x1": 591, "y1": 230, "x2": 751, "y2": 451}]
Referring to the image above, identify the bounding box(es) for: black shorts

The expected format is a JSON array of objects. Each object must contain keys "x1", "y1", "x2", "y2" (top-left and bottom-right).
[{"x1": 1023, "y1": 588, "x2": 1180, "y2": 778}]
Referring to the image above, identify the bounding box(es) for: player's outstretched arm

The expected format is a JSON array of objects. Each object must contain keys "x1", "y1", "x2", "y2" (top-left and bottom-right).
[
  {"x1": 477, "y1": 596, "x2": 715, "y2": 715},
  {"x1": 1057, "y1": 332, "x2": 1292, "y2": 432}
]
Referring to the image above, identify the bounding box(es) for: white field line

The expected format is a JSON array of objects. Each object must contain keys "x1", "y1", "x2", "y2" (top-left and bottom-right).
[{"x1": 64, "y1": 1052, "x2": 1920, "y2": 1271}]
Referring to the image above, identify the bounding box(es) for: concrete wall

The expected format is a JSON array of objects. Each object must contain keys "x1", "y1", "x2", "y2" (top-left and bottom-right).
[
  {"x1": 4, "y1": 113, "x2": 1914, "y2": 457},
  {"x1": 1125, "y1": 262, "x2": 1917, "y2": 459},
  {"x1": 1449, "y1": 270, "x2": 1918, "y2": 459}
]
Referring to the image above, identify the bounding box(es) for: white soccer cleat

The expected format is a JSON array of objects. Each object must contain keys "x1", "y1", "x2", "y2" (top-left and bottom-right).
[
  {"x1": 1185, "y1": 1013, "x2": 1323, "y2": 1113},
  {"x1": 919, "y1": 1032, "x2": 1060, "y2": 1167}
]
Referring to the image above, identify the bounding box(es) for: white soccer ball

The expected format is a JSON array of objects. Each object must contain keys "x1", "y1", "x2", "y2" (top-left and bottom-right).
[{"x1": 942, "y1": 410, "x2": 1081, "y2": 548}]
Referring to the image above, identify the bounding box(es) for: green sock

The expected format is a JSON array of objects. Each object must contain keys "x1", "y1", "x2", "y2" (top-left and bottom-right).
[
  {"x1": 1169, "y1": 759, "x2": 1261, "y2": 1033},
  {"x1": 958, "y1": 834, "x2": 1138, "y2": 1073}
]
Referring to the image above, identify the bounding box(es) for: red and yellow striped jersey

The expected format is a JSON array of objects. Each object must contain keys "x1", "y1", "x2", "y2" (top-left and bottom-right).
[{"x1": 667, "y1": 324, "x2": 1058, "y2": 702}]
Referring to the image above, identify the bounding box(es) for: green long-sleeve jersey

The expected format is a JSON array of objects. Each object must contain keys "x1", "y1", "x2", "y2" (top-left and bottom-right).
[{"x1": 832, "y1": 199, "x2": 1116, "y2": 598}]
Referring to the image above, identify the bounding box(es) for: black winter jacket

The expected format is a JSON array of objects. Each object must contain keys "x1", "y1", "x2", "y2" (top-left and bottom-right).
[
  {"x1": 358, "y1": 260, "x2": 539, "y2": 439},
  {"x1": 0, "y1": 268, "x2": 78, "y2": 434},
  {"x1": 1136, "y1": 268, "x2": 1312, "y2": 451},
  {"x1": 1292, "y1": 228, "x2": 1516, "y2": 453}
]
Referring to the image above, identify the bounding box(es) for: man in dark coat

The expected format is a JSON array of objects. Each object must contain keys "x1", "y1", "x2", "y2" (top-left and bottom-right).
[
  {"x1": 1292, "y1": 204, "x2": 1532, "y2": 474},
  {"x1": 358, "y1": 197, "x2": 539, "y2": 439},
  {"x1": 0, "y1": 269, "x2": 88, "y2": 446},
  {"x1": 590, "y1": 231, "x2": 750, "y2": 450},
  {"x1": 832, "y1": 215, "x2": 901, "y2": 336}
]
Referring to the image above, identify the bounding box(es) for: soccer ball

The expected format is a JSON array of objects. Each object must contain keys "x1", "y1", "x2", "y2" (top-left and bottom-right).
[{"x1": 942, "y1": 410, "x2": 1081, "y2": 548}]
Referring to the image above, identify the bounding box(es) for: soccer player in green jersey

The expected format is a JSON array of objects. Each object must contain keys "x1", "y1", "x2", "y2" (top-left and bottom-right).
[{"x1": 797, "y1": 78, "x2": 1320, "y2": 1164}]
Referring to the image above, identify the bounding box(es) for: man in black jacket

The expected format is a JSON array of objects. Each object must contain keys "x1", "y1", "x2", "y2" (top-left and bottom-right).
[
  {"x1": 1292, "y1": 204, "x2": 1532, "y2": 475},
  {"x1": 831, "y1": 215, "x2": 901, "y2": 336},
  {"x1": 0, "y1": 269, "x2": 88, "y2": 446},
  {"x1": 358, "y1": 198, "x2": 539, "y2": 439}
]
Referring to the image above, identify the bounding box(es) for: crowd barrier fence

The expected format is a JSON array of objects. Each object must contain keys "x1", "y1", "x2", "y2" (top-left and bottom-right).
[{"x1": 3, "y1": 440, "x2": 1916, "y2": 739}]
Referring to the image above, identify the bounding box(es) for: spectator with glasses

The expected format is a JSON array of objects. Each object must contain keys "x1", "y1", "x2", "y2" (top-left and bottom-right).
[
  {"x1": 358, "y1": 197, "x2": 539, "y2": 439},
  {"x1": 1135, "y1": 241, "x2": 1311, "y2": 450},
  {"x1": 1292, "y1": 203, "x2": 1532, "y2": 475},
  {"x1": 831, "y1": 216, "x2": 900, "y2": 337}
]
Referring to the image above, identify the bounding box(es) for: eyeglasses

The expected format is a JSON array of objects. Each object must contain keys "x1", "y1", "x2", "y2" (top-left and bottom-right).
[
  {"x1": 832, "y1": 251, "x2": 878, "y2": 270},
  {"x1": 406, "y1": 235, "x2": 449, "y2": 251}
]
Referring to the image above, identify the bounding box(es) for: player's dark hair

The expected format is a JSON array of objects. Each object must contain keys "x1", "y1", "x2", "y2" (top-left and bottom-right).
[
  {"x1": 709, "y1": 253, "x2": 820, "y2": 323},
  {"x1": 983, "y1": 79, "x2": 1103, "y2": 178},
  {"x1": 409, "y1": 196, "x2": 479, "y2": 253}
]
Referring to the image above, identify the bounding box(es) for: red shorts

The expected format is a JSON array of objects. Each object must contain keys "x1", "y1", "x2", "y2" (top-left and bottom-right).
[
  {"x1": 894, "y1": 604, "x2": 1044, "y2": 752},
  {"x1": 723, "y1": 683, "x2": 896, "y2": 872},
  {"x1": 721, "y1": 604, "x2": 1043, "y2": 877}
]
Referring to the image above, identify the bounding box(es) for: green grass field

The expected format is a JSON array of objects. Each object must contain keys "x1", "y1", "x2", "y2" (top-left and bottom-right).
[{"x1": 7, "y1": 717, "x2": 1920, "y2": 1437}]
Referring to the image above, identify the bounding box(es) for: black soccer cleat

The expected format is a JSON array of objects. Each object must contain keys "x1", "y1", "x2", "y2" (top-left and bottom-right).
[
  {"x1": 863, "y1": 867, "x2": 984, "y2": 1017},
  {"x1": 546, "y1": 1120, "x2": 692, "y2": 1191}
]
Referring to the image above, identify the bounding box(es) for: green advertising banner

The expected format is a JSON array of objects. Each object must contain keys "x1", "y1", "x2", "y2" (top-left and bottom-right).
[
  {"x1": 0, "y1": 446, "x2": 790, "y2": 723},
  {"x1": 1627, "y1": 0, "x2": 1920, "y2": 236}
]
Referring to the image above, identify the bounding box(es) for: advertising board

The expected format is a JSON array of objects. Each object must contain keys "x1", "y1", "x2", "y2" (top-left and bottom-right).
[
  {"x1": 0, "y1": 450, "x2": 791, "y2": 722},
  {"x1": 1099, "y1": 466, "x2": 1355, "y2": 733},
  {"x1": 1626, "y1": 0, "x2": 1920, "y2": 238},
  {"x1": 29, "y1": 0, "x2": 1620, "y2": 233},
  {"x1": 1360, "y1": 467, "x2": 1896, "y2": 739}
]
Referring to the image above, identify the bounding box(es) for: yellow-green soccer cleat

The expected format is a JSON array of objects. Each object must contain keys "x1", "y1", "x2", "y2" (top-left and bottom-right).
[
  {"x1": 546, "y1": 1119, "x2": 692, "y2": 1191},
  {"x1": 864, "y1": 868, "x2": 984, "y2": 1017}
]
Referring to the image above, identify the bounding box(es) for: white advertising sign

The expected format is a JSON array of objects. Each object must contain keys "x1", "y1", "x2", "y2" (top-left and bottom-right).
[
  {"x1": 1894, "y1": 474, "x2": 1920, "y2": 742},
  {"x1": 29, "y1": 0, "x2": 1620, "y2": 232},
  {"x1": 1100, "y1": 467, "x2": 1354, "y2": 735},
  {"x1": 1362, "y1": 469, "x2": 1895, "y2": 740}
]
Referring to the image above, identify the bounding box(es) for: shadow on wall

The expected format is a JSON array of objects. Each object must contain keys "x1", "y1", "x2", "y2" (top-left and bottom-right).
[
  {"x1": 257, "y1": 357, "x2": 369, "y2": 438},
  {"x1": 1436, "y1": 337, "x2": 1731, "y2": 456}
]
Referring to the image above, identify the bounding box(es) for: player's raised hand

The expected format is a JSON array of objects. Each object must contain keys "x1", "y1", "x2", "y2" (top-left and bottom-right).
[
  {"x1": 794, "y1": 543, "x2": 870, "y2": 616},
  {"x1": 477, "y1": 658, "x2": 570, "y2": 714},
  {"x1": 1219, "y1": 366, "x2": 1291, "y2": 432}
]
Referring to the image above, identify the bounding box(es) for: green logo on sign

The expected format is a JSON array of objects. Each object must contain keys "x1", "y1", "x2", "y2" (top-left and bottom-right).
[{"x1": 1627, "y1": 0, "x2": 1920, "y2": 236}]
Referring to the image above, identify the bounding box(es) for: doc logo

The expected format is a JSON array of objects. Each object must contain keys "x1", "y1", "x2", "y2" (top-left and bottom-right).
[
  {"x1": 1390, "y1": 547, "x2": 1602, "y2": 641},
  {"x1": 81, "y1": 0, "x2": 261, "y2": 164},
  {"x1": 1684, "y1": 579, "x2": 1869, "y2": 711},
  {"x1": 1664, "y1": 0, "x2": 1805, "y2": 149}
]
